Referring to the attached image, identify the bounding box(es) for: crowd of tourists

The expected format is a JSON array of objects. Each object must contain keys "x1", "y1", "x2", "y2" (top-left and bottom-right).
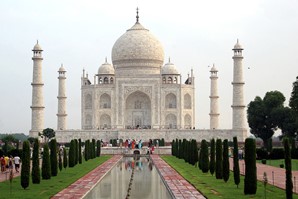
[{"x1": 0, "y1": 155, "x2": 20, "y2": 173}]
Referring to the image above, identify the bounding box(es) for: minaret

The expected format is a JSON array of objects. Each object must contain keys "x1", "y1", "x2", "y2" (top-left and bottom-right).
[
  {"x1": 29, "y1": 41, "x2": 44, "y2": 137},
  {"x1": 57, "y1": 64, "x2": 67, "y2": 130},
  {"x1": 232, "y1": 39, "x2": 246, "y2": 130},
  {"x1": 209, "y1": 64, "x2": 219, "y2": 129}
]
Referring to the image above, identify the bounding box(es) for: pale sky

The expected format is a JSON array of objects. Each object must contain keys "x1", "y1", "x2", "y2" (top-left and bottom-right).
[{"x1": 1, "y1": 0, "x2": 298, "y2": 134}]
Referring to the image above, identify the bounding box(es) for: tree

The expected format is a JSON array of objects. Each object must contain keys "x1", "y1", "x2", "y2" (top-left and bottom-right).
[
  {"x1": 42, "y1": 143, "x2": 51, "y2": 179},
  {"x1": 247, "y1": 91, "x2": 286, "y2": 149},
  {"x1": 215, "y1": 139, "x2": 223, "y2": 179},
  {"x1": 21, "y1": 140, "x2": 30, "y2": 189},
  {"x1": 289, "y1": 76, "x2": 298, "y2": 114},
  {"x1": 209, "y1": 138, "x2": 215, "y2": 176},
  {"x1": 200, "y1": 139, "x2": 209, "y2": 173},
  {"x1": 233, "y1": 136, "x2": 240, "y2": 188},
  {"x1": 96, "y1": 140, "x2": 101, "y2": 157},
  {"x1": 63, "y1": 147, "x2": 67, "y2": 169},
  {"x1": 284, "y1": 138, "x2": 293, "y2": 199},
  {"x1": 50, "y1": 139, "x2": 58, "y2": 176},
  {"x1": 222, "y1": 139, "x2": 230, "y2": 182},
  {"x1": 69, "y1": 140, "x2": 75, "y2": 167},
  {"x1": 58, "y1": 149, "x2": 62, "y2": 171},
  {"x1": 39, "y1": 128, "x2": 55, "y2": 143},
  {"x1": 84, "y1": 140, "x2": 89, "y2": 161},
  {"x1": 79, "y1": 139, "x2": 82, "y2": 163},
  {"x1": 92, "y1": 139, "x2": 96, "y2": 159},
  {"x1": 74, "y1": 139, "x2": 78, "y2": 165},
  {"x1": 32, "y1": 138, "x2": 40, "y2": 184},
  {"x1": 244, "y1": 138, "x2": 257, "y2": 195}
]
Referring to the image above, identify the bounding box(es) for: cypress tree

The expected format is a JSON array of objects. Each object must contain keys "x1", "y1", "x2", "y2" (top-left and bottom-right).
[
  {"x1": 178, "y1": 139, "x2": 183, "y2": 159},
  {"x1": 193, "y1": 140, "x2": 199, "y2": 166},
  {"x1": 171, "y1": 139, "x2": 175, "y2": 156},
  {"x1": 216, "y1": 139, "x2": 223, "y2": 179},
  {"x1": 92, "y1": 139, "x2": 96, "y2": 159},
  {"x1": 210, "y1": 138, "x2": 215, "y2": 176},
  {"x1": 21, "y1": 140, "x2": 30, "y2": 189},
  {"x1": 223, "y1": 139, "x2": 230, "y2": 182},
  {"x1": 244, "y1": 138, "x2": 257, "y2": 195},
  {"x1": 74, "y1": 139, "x2": 78, "y2": 165},
  {"x1": 50, "y1": 139, "x2": 58, "y2": 176},
  {"x1": 79, "y1": 139, "x2": 82, "y2": 163},
  {"x1": 183, "y1": 139, "x2": 187, "y2": 161},
  {"x1": 63, "y1": 147, "x2": 67, "y2": 169},
  {"x1": 96, "y1": 140, "x2": 100, "y2": 157},
  {"x1": 201, "y1": 139, "x2": 209, "y2": 173},
  {"x1": 175, "y1": 139, "x2": 179, "y2": 158},
  {"x1": 284, "y1": 138, "x2": 293, "y2": 199},
  {"x1": 69, "y1": 140, "x2": 75, "y2": 167},
  {"x1": 32, "y1": 138, "x2": 40, "y2": 184},
  {"x1": 42, "y1": 143, "x2": 51, "y2": 180},
  {"x1": 291, "y1": 139, "x2": 296, "y2": 159},
  {"x1": 58, "y1": 149, "x2": 62, "y2": 171},
  {"x1": 84, "y1": 140, "x2": 89, "y2": 161},
  {"x1": 198, "y1": 147, "x2": 202, "y2": 170},
  {"x1": 233, "y1": 136, "x2": 240, "y2": 188}
]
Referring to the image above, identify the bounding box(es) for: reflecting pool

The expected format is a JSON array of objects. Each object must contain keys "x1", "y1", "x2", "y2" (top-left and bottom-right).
[{"x1": 83, "y1": 156, "x2": 173, "y2": 199}]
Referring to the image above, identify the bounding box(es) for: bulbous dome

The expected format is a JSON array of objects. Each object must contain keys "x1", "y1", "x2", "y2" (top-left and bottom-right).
[
  {"x1": 111, "y1": 21, "x2": 164, "y2": 74},
  {"x1": 33, "y1": 41, "x2": 42, "y2": 51},
  {"x1": 162, "y1": 60, "x2": 179, "y2": 75},
  {"x1": 233, "y1": 39, "x2": 243, "y2": 50},
  {"x1": 98, "y1": 60, "x2": 115, "y2": 75}
]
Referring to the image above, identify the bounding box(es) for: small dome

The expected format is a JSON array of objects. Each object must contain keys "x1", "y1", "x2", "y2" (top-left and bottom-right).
[
  {"x1": 33, "y1": 41, "x2": 42, "y2": 51},
  {"x1": 162, "y1": 60, "x2": 179, "y2": 75},
  {"x1": 233, "y1": 39, "x2": 243, "y2": 50},
  {"x1": 98, "y1": 60, "x2": 115, "y2": 75},
  {"x1": 59, "y1": 64, "x2": 66, "y2": 72},
  {"x1": 210, "y1": 64, "x2": 218, "y2": 72}
]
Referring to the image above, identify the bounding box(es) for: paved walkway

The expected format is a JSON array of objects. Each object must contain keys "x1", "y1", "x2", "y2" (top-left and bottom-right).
[
  {"x1": 151, "y1": 155, "x2": 206, "y2": 199},
  {"x1": 0, "y1": 169, "x2": 20, "y2": 182},
  {"x1": 52, "y1": 155, "x2": 122, "y2": 199},
  {"x1": 229, "y1": 158, "x2": 298, "y2": 194}
]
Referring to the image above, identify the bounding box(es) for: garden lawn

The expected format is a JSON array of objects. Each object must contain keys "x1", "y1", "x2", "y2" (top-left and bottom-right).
[
  {"x1": 162, "y1": 155, "x2": 298, "y2": 199},
  {"x1": 0, "y1": 155, "x2": 111, "y2": 199},
  {"x1": 257, "y1": 159, "x2": 298, "y2": 171}
]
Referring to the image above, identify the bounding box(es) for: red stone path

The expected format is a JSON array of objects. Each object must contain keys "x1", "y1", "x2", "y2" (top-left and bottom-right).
[
  {"x1": 52, "y1": 155, "x2": 122, "y2": 199},
  {"x1": 229, "y1": 158, "x2": 298, "y2": 194},
  {"x1": 0, "y1": 169, "x2": 20, "y2": 182},
  {"x1": 151, "y1": 155, "x2": 206, "y2": 199}
]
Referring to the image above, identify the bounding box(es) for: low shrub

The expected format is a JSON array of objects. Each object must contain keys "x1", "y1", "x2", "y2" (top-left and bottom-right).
[
  {"x1": 269, "y1": 148, "x2": 284, "y2": 160},
  {"x1": 280, "y1": 164, "x2": 284, "y2": 168},
  {"x1": 256, "y1": 148, "x2": 268, "y2": 160},
  {"x1": 261, "y1": 159, "x2": 267, "y2": 164}
]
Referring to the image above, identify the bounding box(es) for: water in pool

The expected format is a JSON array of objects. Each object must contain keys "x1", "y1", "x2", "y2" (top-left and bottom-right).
[{"x1": 83, "y1": 156, "x2": 173, "y2": 199}]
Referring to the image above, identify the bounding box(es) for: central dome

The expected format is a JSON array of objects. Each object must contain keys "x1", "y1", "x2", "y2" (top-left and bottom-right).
[{"x1": 111, "y1": 21, "x2": 164, "y2": 75}]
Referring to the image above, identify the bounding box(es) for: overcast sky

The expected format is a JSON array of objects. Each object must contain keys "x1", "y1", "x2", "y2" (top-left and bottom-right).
[{"x1": 1, "y1": 0, "x2": 298, "y2": 134}]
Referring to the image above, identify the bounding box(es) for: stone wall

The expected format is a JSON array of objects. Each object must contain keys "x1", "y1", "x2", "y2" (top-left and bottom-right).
[{"x1": 56, "y1": 129, "x2": 247, "y2": 143}]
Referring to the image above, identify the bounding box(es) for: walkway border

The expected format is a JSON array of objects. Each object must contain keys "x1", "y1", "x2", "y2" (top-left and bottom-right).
[
  {"x1": 52, "y1": 155, "x2": 122, "y2": 199},
  {"x1": 151, "y1": 155, "x2": 206, "y2": 199}
]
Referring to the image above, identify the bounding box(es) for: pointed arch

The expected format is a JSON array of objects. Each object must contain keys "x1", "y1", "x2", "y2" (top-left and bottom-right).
[
  {"x1": 100, "y1": 114, "x2": 111, "y2": 129},
  {"x1": 165, "y1": 114, "x2": 177, "y2": 129},
  {"x1": 85, "y1": 94, "x2": 92, "y2": 109},
  {"x1": 184, "y1": 114, "x2": 192, "y2": 129},
  {"x1": 100, "y1": 93, "x2": 111, "y2": 108},
  {"x1": 165, "y1": 93, "x2": 176, "y2": 108},
  {"x1": 85, "y1": 114, "x2": 92, "y2": 129},
  {"x1": 184, "y1": 94, "x2": 191, "y2": 109}
]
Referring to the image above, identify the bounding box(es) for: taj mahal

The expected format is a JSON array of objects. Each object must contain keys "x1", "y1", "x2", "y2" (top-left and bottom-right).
[{"x1": 29, "y1": 10, "x2": 247, "y2": 143}]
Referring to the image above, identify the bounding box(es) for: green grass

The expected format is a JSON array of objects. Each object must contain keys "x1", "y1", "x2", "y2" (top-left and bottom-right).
[
  {"x1": 257, "y1": 159, "x2": 298, "y2": 170},
  {"x1": 0, "y1": 155, "x2": 111, "y2": 199},
  {"x1": 162, "y1": 155, "x2": 298, "y2": 199}
]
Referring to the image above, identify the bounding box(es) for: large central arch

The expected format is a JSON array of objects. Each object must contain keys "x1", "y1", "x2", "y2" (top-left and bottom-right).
[{"x1": 125, "y1": 91, "x2": 151, "y2": 129}]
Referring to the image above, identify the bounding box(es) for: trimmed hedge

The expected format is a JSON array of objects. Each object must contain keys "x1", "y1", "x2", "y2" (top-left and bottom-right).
[{"x1": 244, "y1": 138, "x2": 257, "y2": 195}]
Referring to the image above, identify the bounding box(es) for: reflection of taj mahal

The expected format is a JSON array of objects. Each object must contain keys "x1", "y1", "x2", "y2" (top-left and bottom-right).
[{"x1": 29, "y1": 10, "x2": 247, "y2": 142}]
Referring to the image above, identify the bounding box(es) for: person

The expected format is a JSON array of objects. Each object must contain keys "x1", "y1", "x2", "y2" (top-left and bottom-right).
[
  {"x1": 1, "y1": 156, "x2": 5, "y2": 172},
  {"x1": 14, "y1": 155, "x2": 21, "y2": 173},
  {"x1": 8, "y1": 156, "x2": 13, "y2": 170}
]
